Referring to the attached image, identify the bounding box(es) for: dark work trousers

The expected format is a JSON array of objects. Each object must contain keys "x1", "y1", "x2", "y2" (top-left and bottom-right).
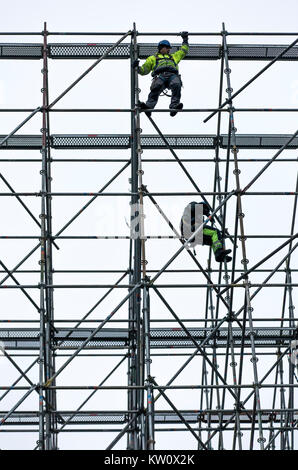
[{"x1": 146, "y1": 72, "x2": 182, "y2": 109}]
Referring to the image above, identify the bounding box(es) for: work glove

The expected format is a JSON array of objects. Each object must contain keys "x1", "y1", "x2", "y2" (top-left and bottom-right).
[
  {"x1": 132, "y1": 59, "x2": 140, "y2": 68},
  {"x1": 181, "y1": 31, "x2": 189, "y2": 43}
]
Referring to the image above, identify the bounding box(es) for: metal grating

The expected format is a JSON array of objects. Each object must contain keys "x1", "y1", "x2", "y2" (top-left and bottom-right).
[
  {"x1": 0, "y1": 135, "x2": 42, "y2": 149},
  {"x1": 267, "y1": 46, "x2": 298, "y2": 60},
  {"x1": 228, "y1": 45, "x2": 298, "y2": 61},
  {"x1": 138, "y1": 43, "x2": 221, "y2": 60},
  {"x1": 1, "y1": 43, "x2": 298, "y2": 61},
  {"x1": 0, "y1": 44, "x2": 42, "y2": 58},
  {"x1": 0, "y1": 327, "x2": 294, "y2": 350},
  {"x1": 1, "y1": 410, "x2": 296, "y2": 426},
  {"x1": 51, "y1": 134, "x2": 131, "y2": 149},
  {"x1": 48, "y1": 43, "x2": 130, "y2": 59},
  {"x1": 1, "y1": 134, "x2": 298, "y2": 150},
  {"x1": 140, "y1": 135, "x2": 216, "y2": 149},
  {"x1": 221, "y1": 134, "x2": 298, "y2": 149}
]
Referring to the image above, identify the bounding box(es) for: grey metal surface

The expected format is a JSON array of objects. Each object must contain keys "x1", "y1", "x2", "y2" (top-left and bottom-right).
[
  {"x1": 1, "y1": 410, "x2": 297, "y2": 426},
  {"x1": 0, "y1": 327, "x2": 294, "y2": 350},
  {"x1": 1, "y1": 43, "x2": 298, "y2": 60},
  {"x1": 1, "y1": 134, "x2": 298, "y2": 150}
]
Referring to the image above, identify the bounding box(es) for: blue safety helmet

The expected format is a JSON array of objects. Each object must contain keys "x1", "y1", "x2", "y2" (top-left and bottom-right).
[{"x1": 158, "y1": 39, "x2": 172, "y2": 49}]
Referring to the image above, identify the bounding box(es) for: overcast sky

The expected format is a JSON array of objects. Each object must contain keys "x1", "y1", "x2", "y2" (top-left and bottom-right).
[
  {"x1": 0, "y1": 0, "x2": 297, "y2": 451},
  {"x1": 0, "y1": 0, "x2": 298, "y2": 36}
]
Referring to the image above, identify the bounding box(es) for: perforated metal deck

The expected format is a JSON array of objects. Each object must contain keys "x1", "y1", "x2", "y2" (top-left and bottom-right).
[
  {"x1": 1, "y1": 134, "x2": 298, "y2": 150},
  {"x1": 1, "y1": 43, "x2": 298, "y2": 60},
  {"x1": 0, "y1": 327, "x2": 294, "y2": 350},
  {"x1": 0, "y1": 410, "x2": 296, "y2": 426}
]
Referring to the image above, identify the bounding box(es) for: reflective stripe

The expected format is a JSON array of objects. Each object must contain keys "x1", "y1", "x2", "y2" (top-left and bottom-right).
[{"x1": 203, "y1": 228, "x2": 223, "y2": 253}]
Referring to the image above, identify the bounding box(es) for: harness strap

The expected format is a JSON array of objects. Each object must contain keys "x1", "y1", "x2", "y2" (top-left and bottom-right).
[{"x1": 153, "y1": 53, "x2": 177, "y2": 75}]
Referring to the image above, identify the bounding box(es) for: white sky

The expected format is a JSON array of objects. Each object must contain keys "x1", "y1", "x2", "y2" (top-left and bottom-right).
[
  {"x1": 0, "y1": 0, "x2": 297, "y2": 451},
  {"x1": 0, "y1": 0, "x2": 297, "y2": 35}
]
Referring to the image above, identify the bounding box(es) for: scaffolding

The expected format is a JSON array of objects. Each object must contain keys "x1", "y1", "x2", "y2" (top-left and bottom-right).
[{"x1": 0, "y1": 23, "x2": 297, "y2": 450}]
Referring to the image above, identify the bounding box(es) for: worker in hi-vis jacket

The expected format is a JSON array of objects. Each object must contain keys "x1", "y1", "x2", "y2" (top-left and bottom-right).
[{"x1": 133, "y1": 32, "x2": 189, "y2": 117}]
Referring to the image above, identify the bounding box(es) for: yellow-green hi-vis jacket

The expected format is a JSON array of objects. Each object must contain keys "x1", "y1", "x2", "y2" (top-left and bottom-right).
[{"x1": 138, "y1": 44, "x2": 189, "y2": 76}]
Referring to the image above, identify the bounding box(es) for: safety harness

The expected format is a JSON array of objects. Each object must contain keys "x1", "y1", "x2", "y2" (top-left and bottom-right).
[{"x1": 152, "y1": 53, "x2": 178, "y2": 76}]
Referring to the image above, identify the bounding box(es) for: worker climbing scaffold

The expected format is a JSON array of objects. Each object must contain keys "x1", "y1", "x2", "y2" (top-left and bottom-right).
[
  {"x1": 181, "y1": 201, "x2": 232, "y2": 263},
  {"x1": 133, "y1": 32, "x2": 189, "y2": 117}
]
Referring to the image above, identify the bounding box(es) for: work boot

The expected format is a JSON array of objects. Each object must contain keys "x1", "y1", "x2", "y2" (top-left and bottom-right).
[
  {"x1": 215, "y1": 248, "x2": 232, "y2": 263},
  {"x1": 139, "y1": 102, "x2": 152, "y2": 117},
  {"x1": 170, "y1": 102, "x2": 183, "y2": 117}
]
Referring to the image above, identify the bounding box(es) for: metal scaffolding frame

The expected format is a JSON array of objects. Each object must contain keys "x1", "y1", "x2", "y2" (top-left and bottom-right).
[{"x1": 0, "y1": 23, "x2": 297, "y2": 450}]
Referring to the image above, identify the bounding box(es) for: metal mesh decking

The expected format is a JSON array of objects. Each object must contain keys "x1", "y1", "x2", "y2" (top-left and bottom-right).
[
  {"x1": 1, "y1": 134, "x2": 298, "y2": 150},
  {"x1": 1, "y1": 43, "x2": 298, "y2": 60}
]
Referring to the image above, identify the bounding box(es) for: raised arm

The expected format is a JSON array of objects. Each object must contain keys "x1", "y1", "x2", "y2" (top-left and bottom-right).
[{"x1": 172, "y1": 31, "x2": 189, "y2": 63}]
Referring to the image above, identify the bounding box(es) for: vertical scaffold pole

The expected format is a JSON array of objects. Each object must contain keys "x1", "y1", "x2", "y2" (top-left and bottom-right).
[
  {"x1": 128, "y1": 22, "x2": 142, "y2": 450},
  {"x1": 221, "y1": 22, "x2": 265, "y2": 449},
  {"x1": 202, "y1": 30, "x2": 225, "y2": 450},
  {"x1": 143, "y1": 282, "x2": 155, "y2": 449},
  {"x1": 42, "y1": 22, "x2": 58, "y2": 450},
  {"x1": 38, "y1": 21, "x2": 49, "y2": 451},
  {"x1": 284, "y1": 176, "x2": 297, "y2": 450}
]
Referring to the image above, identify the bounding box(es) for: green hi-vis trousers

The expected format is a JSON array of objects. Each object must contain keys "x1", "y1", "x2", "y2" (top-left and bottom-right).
[{"x1": 203, "y1": 226, "x2": 223, "y2": 254}]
